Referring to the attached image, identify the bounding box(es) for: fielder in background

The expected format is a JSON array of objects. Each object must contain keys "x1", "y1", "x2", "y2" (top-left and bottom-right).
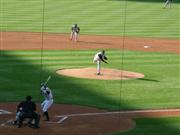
[
  {"x1": 93, "y1": 50, "x2": 108, "y2": 75},
  {"x1": 40, "y1": 83, "x2": 54, "y2": 121},
  {"x1": 164, "y1": 0, "x2": 172, "y2": 8},
  {"x1": 70, "y1": 24, "x2": 80, "y2": 42}
]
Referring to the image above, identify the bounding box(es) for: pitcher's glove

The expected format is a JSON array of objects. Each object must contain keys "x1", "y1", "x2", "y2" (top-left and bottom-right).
[{"x1": 104, "y1": 56, "x2": 108, "y2": 60}]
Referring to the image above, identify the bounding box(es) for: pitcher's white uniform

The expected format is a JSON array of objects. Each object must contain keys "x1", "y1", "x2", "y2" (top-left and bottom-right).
[
  {"x1": 93, "y1": 50, "x2": 108, "y2": 75},
  {"x1": 40, "y1": 85, "x2": 53, "y2": 121}
]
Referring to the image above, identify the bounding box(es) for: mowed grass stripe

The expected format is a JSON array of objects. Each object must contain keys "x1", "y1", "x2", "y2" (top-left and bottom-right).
[
  {"x1": 1, "y1": 62, "x2": 92, "y2": 66},
  {"x1": 1, "y1": 50, "x2": 178, "y2": 59},
  {"x1": 2, "y1": 50, "x2": 177, "y2": 55},
  {"x1": 1, "y1": 1, "x2": 43, "y2": 31},
  {"x1": 2, "y1": 1, "x2": 42, "y2": 19},
  {"x1": 0, "y1": 51, "x2": 179, "y2": 76},
  {"x1": 0, "y1": 55, "x2": 178, "y2": 61},
  {"x1": 43, "y1": 1, "x2": 123, "y2": 33},
  {"x1": 0, "y1": 50, "x2": 179, "y2": 110},
  {"x1": 1, "y1": 0, "x2": 179, "y2": 37},
  {"x1": 124, "y1": 3, "x2": 178, "y2": 37},
  {"x1": 1, "y1": 51, "x2": 178, "y2": 61}
]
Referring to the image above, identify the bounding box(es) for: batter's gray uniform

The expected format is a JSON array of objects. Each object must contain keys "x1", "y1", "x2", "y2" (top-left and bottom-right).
[
  {"x1": 93, "y1": 50, "x2": 108, "y2": 75},
  {"x1": 40, "y1": 85, "x2": 53, "y2": 121},
  {"x1": 70, "y1": 24, "x2": 80, "y2": 42}
]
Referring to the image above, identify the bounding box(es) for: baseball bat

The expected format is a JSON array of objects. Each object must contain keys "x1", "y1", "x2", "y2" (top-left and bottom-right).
[{"x1": 44, "y1": 75, "x2": 51, "y2": 85}]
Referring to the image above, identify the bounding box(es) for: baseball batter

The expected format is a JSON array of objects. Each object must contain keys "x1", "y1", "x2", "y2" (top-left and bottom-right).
[
  {"x1": 70, "y1": 24, "x2": 80, "y2": 42},
  {"x1": 93, "y1": 50, "x2": 108, "y2": 75},
  {"x1": 40, "y1": 84, "x2": 53, "y2": 121}
]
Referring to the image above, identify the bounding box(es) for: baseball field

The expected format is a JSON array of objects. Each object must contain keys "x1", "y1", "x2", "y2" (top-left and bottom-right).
[{"x1": 0, "y1": 0, "x2": 180, "y2": 135}]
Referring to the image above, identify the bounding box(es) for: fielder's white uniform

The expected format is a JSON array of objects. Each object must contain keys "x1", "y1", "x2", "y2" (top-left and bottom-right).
[
  {"x1": 93, "y1": 51, "x2": 107, "y2": 75},
  {"x1": 164, "y1": 0, "x2": 172, "y2": 8},
  {"x1": 70, "y1": 24, "x2": 80, "y2": 42},
  {"x1": 40, "y1": 86, "x2": 53, "y2": 114}
]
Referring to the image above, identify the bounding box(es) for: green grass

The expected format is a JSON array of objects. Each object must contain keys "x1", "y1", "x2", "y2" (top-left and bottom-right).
[
  {"x1": 111, "y1": 117, "x2": 180, "y2": 135},
  {"x1": 0, "y1": 50, "x2": 179, "y2": 110},
  {"x1": 0, "y1": 0, "x2": 179, "y2": 38},
  {"x1": 0, "y1": 1, "x2": 179, "y2": 134}
]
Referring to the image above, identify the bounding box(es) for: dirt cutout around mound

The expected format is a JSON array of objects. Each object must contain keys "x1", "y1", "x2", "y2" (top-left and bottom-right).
[{"x1": 56, "y1": 68, "x2": 145, "y2": 80}]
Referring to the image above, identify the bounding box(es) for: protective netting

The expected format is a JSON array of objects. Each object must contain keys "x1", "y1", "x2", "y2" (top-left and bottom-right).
[{"x1": 0, "y1": 0, "x2": 179, "y2": 134}]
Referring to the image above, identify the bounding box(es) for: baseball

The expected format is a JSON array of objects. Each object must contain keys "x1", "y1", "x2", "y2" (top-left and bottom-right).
[{"x1": 144, "y1": 45, "x2": 151, "y2": 48}]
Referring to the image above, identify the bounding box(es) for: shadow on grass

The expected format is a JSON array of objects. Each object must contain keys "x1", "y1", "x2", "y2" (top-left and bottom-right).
[
  {"x1": 0, "y1": 50, "x2": 179, "y2": 135},
  {"x1": 137, "y1": 78, "x2": 159, "y2": 82},
  {"x1": 0, "y1": 50, "x2": 127, "y2": 110}
]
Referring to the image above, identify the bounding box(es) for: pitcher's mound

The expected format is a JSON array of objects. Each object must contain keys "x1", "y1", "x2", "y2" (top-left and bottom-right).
[{"x1": 56, "y1": 68, "x2": 144, "y2": 80}]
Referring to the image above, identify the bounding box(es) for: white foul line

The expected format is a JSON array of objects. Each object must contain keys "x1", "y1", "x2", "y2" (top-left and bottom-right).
[{"x1": 57, "y1": 109, "x2": 180, "y2": 118}]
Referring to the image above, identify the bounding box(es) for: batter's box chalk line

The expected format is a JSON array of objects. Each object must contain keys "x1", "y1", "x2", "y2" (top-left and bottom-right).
[
  {"x1": 0, "y1": 119, "x2": 14, "y2": 127},
  {"x1": 45, "y1": 116, "x2": 68, "y2": 124},
  {"x1": 0, "y1": 109, "x2": 12, "y2": 115},
  {"x1": 58, "y1": 116, "x2": 68, "y2": 124}
]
